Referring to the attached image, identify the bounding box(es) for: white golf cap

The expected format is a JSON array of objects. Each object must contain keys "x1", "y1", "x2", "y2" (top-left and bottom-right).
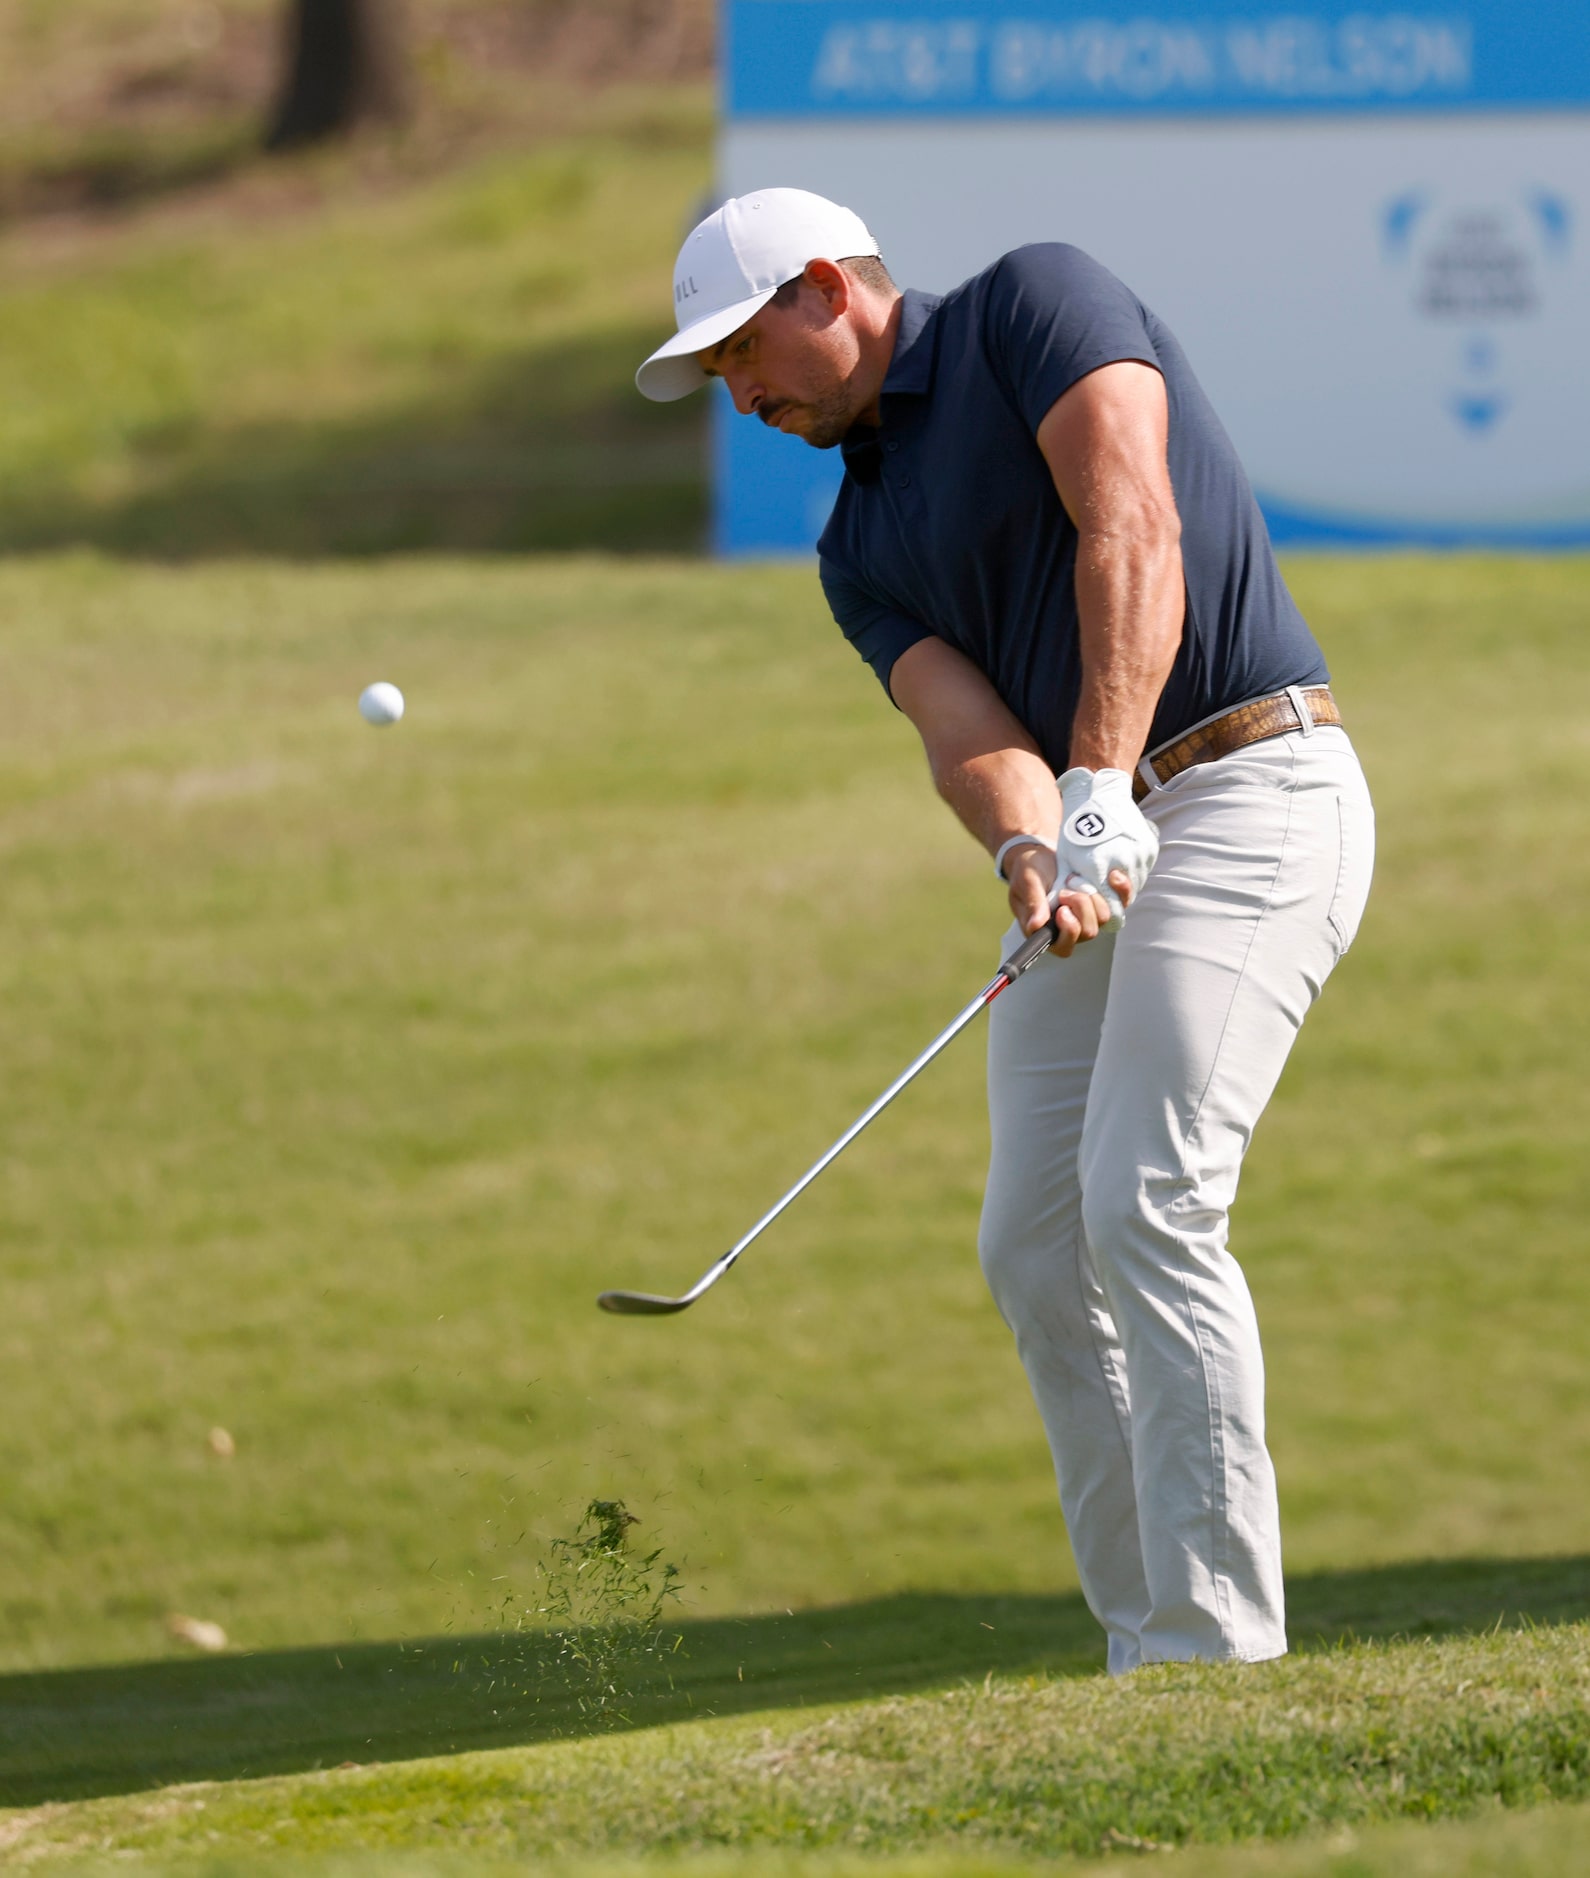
[{"x1": 636, "y1": 187, "x2": 880, "y2": 402}]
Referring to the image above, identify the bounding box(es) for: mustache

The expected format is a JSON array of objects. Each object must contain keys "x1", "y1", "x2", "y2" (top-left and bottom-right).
[{"x1": 758, "y1": 401, "x2": 793, "y2": 428}]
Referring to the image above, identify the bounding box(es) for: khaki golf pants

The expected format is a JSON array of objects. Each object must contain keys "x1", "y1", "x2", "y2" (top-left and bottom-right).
[{"x1": 979, "y1": 723, "x2": 1374, "y2": 1673}]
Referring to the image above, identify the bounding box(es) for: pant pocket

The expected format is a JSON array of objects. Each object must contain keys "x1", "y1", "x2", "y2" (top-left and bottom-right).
[{"x1": 1326, "y1": 786, "x2": 1376, "y2": 957}]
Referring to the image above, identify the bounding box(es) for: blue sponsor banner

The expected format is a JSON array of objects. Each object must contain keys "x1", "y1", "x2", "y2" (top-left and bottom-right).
[
  {"x1": 713, "y1": 391, "x2": 846, "y2": 557},
  {"x1": 1261, "y1": 498, "x2": 1590, "y2": 549},
  {"x1": 727, "y1": 1, "x2": 1590, "y2": 118}
]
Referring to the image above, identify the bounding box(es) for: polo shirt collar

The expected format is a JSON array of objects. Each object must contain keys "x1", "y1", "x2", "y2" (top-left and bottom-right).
[
  {"x1": 839, "y1": 290, "x2": 941, "y2": 481},
  {"x1": 881, "y1": 288, "x2": 942, "y2": 398}
]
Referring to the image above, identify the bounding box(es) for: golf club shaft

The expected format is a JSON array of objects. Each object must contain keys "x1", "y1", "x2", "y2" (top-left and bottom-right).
[
  {"x1": 691, "y1": 914, "x2": 1060, "y2": 1292},
  {"x1": 598, "y1": 899, "x2": 1066, "y2": 1311}
]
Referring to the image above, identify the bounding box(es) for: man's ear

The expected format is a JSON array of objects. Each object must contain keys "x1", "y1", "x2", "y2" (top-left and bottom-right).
[{"x1": 803, "y1": 258, "x2": 852, "y2": 315}]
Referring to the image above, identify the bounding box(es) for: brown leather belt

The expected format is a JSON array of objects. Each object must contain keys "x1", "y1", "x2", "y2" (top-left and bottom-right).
[{"x1": 1133, "y1": 685, "x2": 1341, "y2": 802}]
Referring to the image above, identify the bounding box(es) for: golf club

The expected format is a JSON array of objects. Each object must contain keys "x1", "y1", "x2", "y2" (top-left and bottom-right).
[{"x1": 597, "y1": 889, "x2": 1073, "y2": 1315}]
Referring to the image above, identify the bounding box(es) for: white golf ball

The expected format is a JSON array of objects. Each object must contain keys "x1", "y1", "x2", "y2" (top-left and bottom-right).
[{"x1": 358, "y1": 681, "x2": 405, "y2": 726}]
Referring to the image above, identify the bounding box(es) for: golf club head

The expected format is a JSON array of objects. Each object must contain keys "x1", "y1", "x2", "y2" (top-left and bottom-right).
[{"x1": 597, "y1": 1289, "x2": 693, "y2": 1315}]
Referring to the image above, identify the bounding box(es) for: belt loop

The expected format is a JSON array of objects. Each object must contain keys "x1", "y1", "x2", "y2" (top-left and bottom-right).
[
  {"x1": 1136, "y1": 754, "x2": 1161, "y2": 794},
  {"x1": 1285, "y1": 684, "x2": 1315, "y2": 737}
]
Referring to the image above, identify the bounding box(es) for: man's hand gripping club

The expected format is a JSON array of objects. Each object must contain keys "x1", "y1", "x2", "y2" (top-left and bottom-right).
[{"x1": 1004, "y1": 768, "x2": 1160, "y2": 956}]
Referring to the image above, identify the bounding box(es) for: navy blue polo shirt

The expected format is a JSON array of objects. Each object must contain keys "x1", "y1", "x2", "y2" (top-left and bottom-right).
[{"x1": 817, "y1": 244, "x2": 1328, "y2": 773}]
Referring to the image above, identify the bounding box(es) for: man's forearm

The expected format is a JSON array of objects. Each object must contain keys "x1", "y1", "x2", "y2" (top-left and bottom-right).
[
  {"x1": 1033, "y1": 359, "x2": 1186, "y2": 774},
  {"x1": 1068, "y1": 519, "x2": 1185, "y2": 774},
  {"x1": 888, "y1": 633, "x2": 1124, "y2": 952},
  {"x1": 931, "y1": 743, "x2": 1064, "y2": 859},
  {"x1": 889, "y1": 636, "x2": 1064, "y2": 861}
]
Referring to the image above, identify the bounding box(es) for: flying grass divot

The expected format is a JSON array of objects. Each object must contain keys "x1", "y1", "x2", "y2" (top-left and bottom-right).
[{"x1": 474, "y1": 1498, "x2": 685, "y2": 1733}]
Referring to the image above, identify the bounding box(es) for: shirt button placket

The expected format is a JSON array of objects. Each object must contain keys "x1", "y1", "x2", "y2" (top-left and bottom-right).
[{"x1": 894, "y1": 446, "x2": 923, "y2": 518}]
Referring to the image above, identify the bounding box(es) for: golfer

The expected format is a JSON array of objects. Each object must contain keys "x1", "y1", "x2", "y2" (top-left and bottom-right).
[{"x1": 637, "y1": 189, "x2": 1374, "y2": 1673}]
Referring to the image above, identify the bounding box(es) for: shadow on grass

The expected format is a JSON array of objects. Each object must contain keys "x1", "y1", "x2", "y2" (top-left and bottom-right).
[
  {"x1": 0, "y1": 121, "x2": 259, "y2": 227},
  {"x1": 2, "y1": 1556, "x2": 1587, "y2": 1806},
  {"x1": 0, "y1": 322, "x2": 706, "y2": 561}
]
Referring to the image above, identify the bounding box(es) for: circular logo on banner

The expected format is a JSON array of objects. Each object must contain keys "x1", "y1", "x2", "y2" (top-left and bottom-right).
[
  {"x1": 1223, "y1": 134, "x2": 1590, "y2": 540},
  {"x1": 1382, "y1": 186, "x2": 1571, "y2": 441}
]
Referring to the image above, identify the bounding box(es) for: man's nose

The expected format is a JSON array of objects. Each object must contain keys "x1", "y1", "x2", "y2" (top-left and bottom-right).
[{"x1": 726, "y1": 374, "x2": 762, "y2": 417}]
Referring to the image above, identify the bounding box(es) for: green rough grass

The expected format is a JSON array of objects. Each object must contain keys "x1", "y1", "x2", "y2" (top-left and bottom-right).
[
  {"x1": 0, "y1": 552, "x2": 1588, "y2": 1862},
  {"x1": 8, "y1": 1562, "x2": 1590, "y2": 1804},
  {"x1": 0, "y1": 91, "x2": 712, "y2": 555},
  {"x1": 7, "y1": 21, "x2": 1588, "y2": 1868},
  {"x1": 6, "y1": 1627, "x2": 1590, "y2": 1863},
  {"x1": 1, "y1": 552, "x2": 1587, "y2": 1688},
  {"x1": 0, "y1": 2, "x2": 711, "y2": 226}
]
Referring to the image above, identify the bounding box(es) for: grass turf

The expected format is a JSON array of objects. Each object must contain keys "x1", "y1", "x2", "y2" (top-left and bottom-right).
[
  {"x1": 0, "y1": 551, "x2": 1586, "y2": 1701},
  {"x1": 6, "y1": 20, "x2": 1588, "y2": 1868},
  {"x1": 6, "y1": 1626, "x2": 1590, "y2": 1862},
  {"x1": 0, "y1": 87, "x2": 712, "y2": 557},
  {"x1": 0, "y1": 3, "x2": 711, "y2": 227}
]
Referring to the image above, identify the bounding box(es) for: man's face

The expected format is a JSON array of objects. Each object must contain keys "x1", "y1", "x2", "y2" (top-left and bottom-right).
[{"x1": 697, "y1": 274, "x2": 863, "y2": 449}]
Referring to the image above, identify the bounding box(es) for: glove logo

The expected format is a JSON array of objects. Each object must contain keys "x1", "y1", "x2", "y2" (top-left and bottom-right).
[{"x1": 1068, "y1": 809, "x2": 1108, "y2": 843}]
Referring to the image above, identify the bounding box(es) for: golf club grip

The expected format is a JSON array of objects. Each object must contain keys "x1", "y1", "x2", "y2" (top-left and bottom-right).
[{"x1": 999, "y1": 915, "x2": 1060, "y2": 982}]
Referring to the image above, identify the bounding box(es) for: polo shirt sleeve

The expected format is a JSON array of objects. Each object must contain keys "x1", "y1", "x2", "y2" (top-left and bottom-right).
[
  {"x1": 984, "y1": 244, "x2": 1163, "y2": 434},
  {"x1": 819, "y1": 557, "x2": 935, "y2": 701}
]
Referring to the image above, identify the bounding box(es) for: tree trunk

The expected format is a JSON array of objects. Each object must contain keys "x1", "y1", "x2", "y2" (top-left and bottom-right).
[{"x1": 266, "y1": 0, "x2": 410, "y2": 152}]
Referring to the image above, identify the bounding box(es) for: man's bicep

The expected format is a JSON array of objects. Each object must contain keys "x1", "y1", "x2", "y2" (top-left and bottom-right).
[
  {"x1": 1034, "y1": 359, "x2": 1176, "y2": 533},
  {"x1": 890, "y1": 637, "x2": 1043, "y2": 777}
]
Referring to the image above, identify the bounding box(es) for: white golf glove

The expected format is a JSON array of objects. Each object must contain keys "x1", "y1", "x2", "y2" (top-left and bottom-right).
[{"x1": 1056, "y1": 767, "x2": 1159, "y2": 926}]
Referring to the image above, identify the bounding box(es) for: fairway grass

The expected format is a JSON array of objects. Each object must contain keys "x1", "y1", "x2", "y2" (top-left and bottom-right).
[
  {"x1": 6, "y1": 1625, "x2": 1590, "y2": 1864},
  {"x1": 2, "y1": 551, "x2": 1587, "y2": 1670},
  {"x1": 0, "y1": 551, "x2": 1588, "y2": 1859}
]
